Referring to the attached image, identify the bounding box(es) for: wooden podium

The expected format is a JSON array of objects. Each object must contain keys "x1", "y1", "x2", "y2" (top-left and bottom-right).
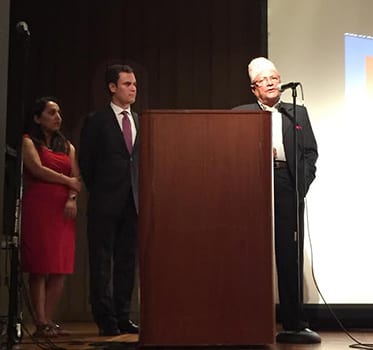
[{"x1": 139, "y1": 110, "x2": 275, "y2": 346}]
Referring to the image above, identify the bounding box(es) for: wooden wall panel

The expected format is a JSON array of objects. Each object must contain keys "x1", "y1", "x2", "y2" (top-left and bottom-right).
[
  {"x1": 7, "y1": 0, "x2": 267, "y2": 144},
  {"x1": 6, "y1": 0, "x2": 267, "y2": 321}
]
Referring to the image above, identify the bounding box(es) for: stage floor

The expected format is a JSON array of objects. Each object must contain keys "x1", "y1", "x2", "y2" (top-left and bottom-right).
[{"x1": 4, "y1": 322, "x2": 373, "y2": 350}]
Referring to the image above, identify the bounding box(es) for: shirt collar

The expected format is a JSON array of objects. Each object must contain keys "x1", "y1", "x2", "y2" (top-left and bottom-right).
[
  {"x1": 258, "y1": 101, "x2": 281, "y2": 113},
  {"x1": 110, "y1": 102, "x2": 131, "y2": 116}
]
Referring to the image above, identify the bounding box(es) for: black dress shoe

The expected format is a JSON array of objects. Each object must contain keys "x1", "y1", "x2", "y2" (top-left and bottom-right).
[
  {"x1": 98, "y1": 326, "x2": 120, "y2": 336},
  {"x1": 276, "y1": 328, "x2": 321, "y2": 344},
  {"x1": 119, "y1": 320, "x2": 139, "y2": 334}
]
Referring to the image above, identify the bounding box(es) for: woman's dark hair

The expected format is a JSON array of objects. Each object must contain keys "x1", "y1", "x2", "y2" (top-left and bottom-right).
[{"x1": 26, "y1": 96, "x2": 70, "y2": 154}]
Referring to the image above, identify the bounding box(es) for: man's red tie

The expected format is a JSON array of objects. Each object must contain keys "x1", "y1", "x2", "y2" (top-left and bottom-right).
[{"x1": 121, "y1": 111, "x2": 133, "y2": 153}]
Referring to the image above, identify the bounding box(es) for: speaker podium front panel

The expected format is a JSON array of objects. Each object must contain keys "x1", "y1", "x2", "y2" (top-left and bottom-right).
[{"x1": 139, "y1": 110, "x2": 275, "y2": 346}]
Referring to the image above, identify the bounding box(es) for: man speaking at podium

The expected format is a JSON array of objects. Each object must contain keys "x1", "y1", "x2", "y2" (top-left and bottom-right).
[{"x1": 234, "y1": 57, "x2": 320, "y2": 344}]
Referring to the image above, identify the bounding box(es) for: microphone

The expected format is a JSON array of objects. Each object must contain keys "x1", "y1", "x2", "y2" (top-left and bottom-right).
[
  {"x1": 16, "y1": 21, "x2": 30, "y2": 36},
  {"x1": 278, "y1": 82, "x2": 300, "y2": 92}
]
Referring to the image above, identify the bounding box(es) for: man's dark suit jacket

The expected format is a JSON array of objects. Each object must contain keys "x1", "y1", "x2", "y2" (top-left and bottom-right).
[
  {"x1": 233, "y1": 102, "x2": 318, "y2": 197},
  {"x1": 79, "y1": 106, "x2": 140, "y2": 216}
]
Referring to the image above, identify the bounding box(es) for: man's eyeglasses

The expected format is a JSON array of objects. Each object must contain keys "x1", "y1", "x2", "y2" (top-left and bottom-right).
[{"x1": 252, "y1": 76, "x2": 280, "y2": 87}]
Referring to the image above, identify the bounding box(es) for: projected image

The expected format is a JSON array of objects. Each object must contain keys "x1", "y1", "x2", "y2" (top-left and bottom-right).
[{"x1": 345, "y1": 33, "x2": 373, "y2": 102}]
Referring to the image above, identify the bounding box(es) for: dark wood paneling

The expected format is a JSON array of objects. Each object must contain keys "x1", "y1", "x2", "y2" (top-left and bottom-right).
[
  {"x1": 6, "y1": 0, "x2": 267, "y2": 322},
  {"x1": 7, "y1": 0, "x2": 267, "y2": 144}
]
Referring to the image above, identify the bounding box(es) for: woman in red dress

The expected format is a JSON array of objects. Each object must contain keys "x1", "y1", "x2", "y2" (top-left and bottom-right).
[{"x1": 21, "y1": 97, "x2": 81, "y2": 337}]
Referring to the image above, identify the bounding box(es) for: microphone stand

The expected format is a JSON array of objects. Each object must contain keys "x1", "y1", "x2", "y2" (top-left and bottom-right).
[
  {"x1": 292, "y1": 86, "x2": 304, "y2": 339},
  {"x1": 276, "y1": 87, "x2": 320, "y2": 344},
  {"x1": 6, "y1": 22, "x2": 30, "y2": 350},
  {"x1": 292, "y1": 86, "x2": 302, "y2": 330}
]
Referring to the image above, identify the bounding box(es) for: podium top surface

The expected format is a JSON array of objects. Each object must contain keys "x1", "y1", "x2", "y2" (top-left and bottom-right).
[{"x1": 142, "y1": 109, "x2": 270, "y2": 115}]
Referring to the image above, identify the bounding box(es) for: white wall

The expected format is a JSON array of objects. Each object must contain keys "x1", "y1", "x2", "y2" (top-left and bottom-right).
[{"x1": 269, "y1": 0, "x2": 373, "y2": 303}]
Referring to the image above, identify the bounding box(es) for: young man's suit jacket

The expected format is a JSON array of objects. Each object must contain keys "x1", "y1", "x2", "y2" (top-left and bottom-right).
[{"x1": 79, "y1": 106, "x2": 140, "y2": 217}]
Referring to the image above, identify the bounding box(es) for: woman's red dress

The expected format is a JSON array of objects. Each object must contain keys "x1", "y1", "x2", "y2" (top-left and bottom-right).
[{"x1": 21, "y1": 140, "x2": 75, "y2": 274}]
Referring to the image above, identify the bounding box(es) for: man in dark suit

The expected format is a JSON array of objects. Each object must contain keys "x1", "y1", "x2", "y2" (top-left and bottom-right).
[
  {"x1": 79, "y1": 64, "x2": 139, "y2": 336},
  {"x1": 234, "y1": 57, "x2": 320, "y2": 344}
]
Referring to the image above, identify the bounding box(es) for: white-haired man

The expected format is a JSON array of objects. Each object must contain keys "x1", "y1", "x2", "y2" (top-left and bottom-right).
[{"x1": 234, "y1": 57, "x2": 320, "y2": 344}]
